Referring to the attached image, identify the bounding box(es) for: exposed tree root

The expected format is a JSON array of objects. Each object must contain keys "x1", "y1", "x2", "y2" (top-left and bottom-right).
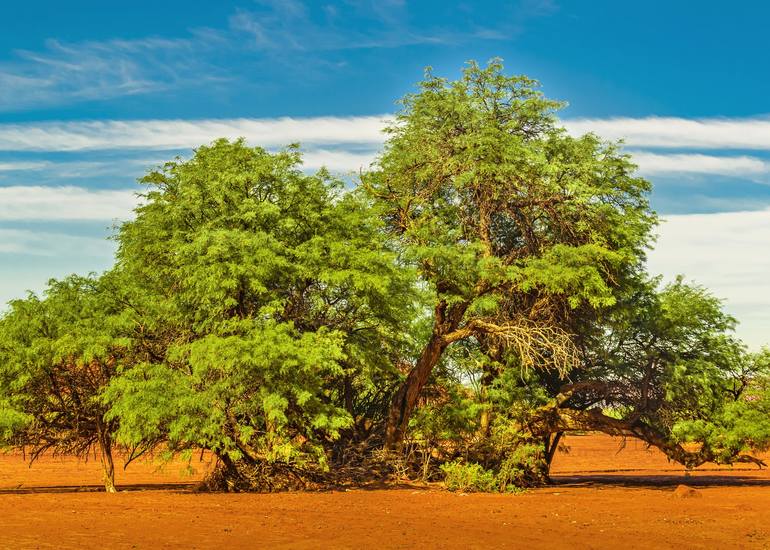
[
  {"x1": 199, "y1": 457, "x2": 318, "y2": 493},
  {"x1": 198, "y1": 447, "x2": 399, "y2": 493}
]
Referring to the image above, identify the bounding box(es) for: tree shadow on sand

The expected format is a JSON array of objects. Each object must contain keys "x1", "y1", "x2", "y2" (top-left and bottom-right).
[
  {"x1": 552, "y1": 472, "x2": 770, "y2": 489},
  {"x1": 0, "y1": 482, "x2": 198, "y2": 494}
]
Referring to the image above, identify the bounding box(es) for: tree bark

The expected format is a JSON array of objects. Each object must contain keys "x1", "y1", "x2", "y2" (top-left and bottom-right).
[
  {"x1": 479, "y1": 404, "x2": 491, "y2": 438},
  {"x1": 343, "y1": 375, "x2": 354, "y2": 415},
  {"x1": 97, "y1": 424, "x2": 117, "y2": 493},
  {"x1": 478, "y1": 343, "x2": 501, "y2": 439},
  {"x1": 385, "y1": 298, "x2": 468, "y2": 450},
  {"x1": 385, "y1": 331, "x2": 448, "y2": 449},
  {"x1": 544, "y1": 432, "x2": 563, "y2": 468}
]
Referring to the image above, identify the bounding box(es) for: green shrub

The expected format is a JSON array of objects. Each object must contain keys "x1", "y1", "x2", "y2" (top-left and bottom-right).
[
  {"x1": 440, "y1": 460, "x2": 498, "y2": 492},
  {"x1": 496, "y1": 444, "x2": 548, "y2": 491},
  {"x1": 440, "y1": 443, "x2": 546, "y2": 493}
]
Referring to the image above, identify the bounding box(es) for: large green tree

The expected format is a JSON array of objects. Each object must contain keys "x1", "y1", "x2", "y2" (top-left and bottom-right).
[
  {"x1": 105, "y1": 139, "x2": 417, "y2": 489},
  {"x1": 364, "y1": 60, "x2": 655, "y2": 448}
]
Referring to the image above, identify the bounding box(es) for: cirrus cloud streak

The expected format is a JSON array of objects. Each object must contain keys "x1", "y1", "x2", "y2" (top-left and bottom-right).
[
  {"x1": 0, "y1": 186, "x2": 138, "y2": 221},
  {"x1": 564, "y1": 116, "x2": 770, "y2": 150},
  {"x1": 0, "y1": 116, "x2": 391, "y2": 152}
]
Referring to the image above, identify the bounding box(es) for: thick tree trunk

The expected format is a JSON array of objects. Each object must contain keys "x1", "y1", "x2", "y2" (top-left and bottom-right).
[
  {"x1": 97, "y1": 426, "x2": 117, "y2": 493},
  {"x1": 343, "y1": 375, "x2": 354, "y2": 415},
  {"x1": 478, "y1": 344, "x2": 501, "y2": 439},
  {"x1": 385, "y1": 299, "x2": 469, "y2": 450},
  {"x1": 385, "y1": 332, "x2": 448, "y2": 449},
  {"x1": 544, "y1": 432, "x2": 563, "y2": 468},
  {"x1": 479, "y1": 405, "x2": 491, "y2": 438}
]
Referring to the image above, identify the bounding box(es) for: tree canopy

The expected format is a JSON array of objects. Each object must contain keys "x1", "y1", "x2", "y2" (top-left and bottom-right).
[
  {"x1": 0, "y1": 274, "x2": 134, "y2": 491},
  {"x1": 364, "y1": 60, "x2": 655, "y2": 447},
  {"x1": 0, "y1": 60, "x2": 768, "y2": 492},
  {"x1": 105, "y1": 139, "x2": 418, "y2": 489},
  {"x1": 530, "y1": 277, "x2": 770, "y2": 468}
]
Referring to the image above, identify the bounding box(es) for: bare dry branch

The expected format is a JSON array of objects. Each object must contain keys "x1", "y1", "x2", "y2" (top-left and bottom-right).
[{"x1": 445, "y1": 318, "x2": 580, "y2": 375}]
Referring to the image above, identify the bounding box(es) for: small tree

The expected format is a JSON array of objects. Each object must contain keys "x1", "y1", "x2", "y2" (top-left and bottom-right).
[
  {"x1": 365, "y1": 60, "x2": 655, "y2": 448},
  {"x1": 529, "y1": 278, "x2": 770, "y2": 469},
  {"x1": 0, "y1": 274, "x2": 131, "y2": 492}
]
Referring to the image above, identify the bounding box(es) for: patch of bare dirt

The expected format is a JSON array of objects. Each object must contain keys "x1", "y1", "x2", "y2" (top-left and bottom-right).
[{"x1": 1, "y1": 435, "x2": 769, "y2": 549}]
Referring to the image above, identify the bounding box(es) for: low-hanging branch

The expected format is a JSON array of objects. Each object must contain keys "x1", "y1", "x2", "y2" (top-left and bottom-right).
[{"x1": 529, "y1": 390, "x2": 767, "y2": 470}]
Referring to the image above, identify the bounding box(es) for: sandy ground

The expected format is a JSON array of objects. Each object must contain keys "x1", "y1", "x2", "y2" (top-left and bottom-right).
[{"x1": 1, "y1": 434, "x2": 769, "y2": 549}]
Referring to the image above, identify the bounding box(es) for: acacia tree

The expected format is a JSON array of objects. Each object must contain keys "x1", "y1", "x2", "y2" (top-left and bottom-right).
[
  {"x1": 4, "y1": 62, "x2": 767, "y2": 495},
  {"x1": 0, "y1": 274, "x2": 133, "y2": 492},
  {"x1": 529, "y1": 278, "x2": 770, "y2": 469},
  {"x1": 365, "y1": 60, "x2": 655, "y2": 448},
  {"x1": 105, "y1": 139, "x2": 418, "y2": 489}
]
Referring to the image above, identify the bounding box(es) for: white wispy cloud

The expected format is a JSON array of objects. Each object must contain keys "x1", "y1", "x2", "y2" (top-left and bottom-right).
[
  {"x1": 0, "y1": 2, "x2": 551, "y2": 112},
  {"x1": 228, "y1": 0, "x2": 540, "y2": 52},
  {"x1": 0, "y1": 34, "x2": 226, "y2": 112},
  {"x1": 0, "y1": 158, "x2": 168, "y2": 181},
  {"x1": 231, "y1": 3, "x2": 443, "y2": 51},
  {"x1": 4, "y1": 115, "x2": 770, "y2": 181},
  {"x1": 647, "y1": 208, "x2": 770, "y2": 349},
  {"x1": 0, "y1": 161, "x2": 50, "y2": 171},
  {"x1": 564, "y1": 116, "x2": 770, "y2": 150},
  {"x1": 3, "y1": 114, "x2": 770, "y2": 155},
  {"x1": 631, "y1": 152, "x2": 770, "y2": 179},
  {"x1": 0, "y1": 186, "x2": 138, "y2": 221},
  {"x1": 0, "y1": 116, "x2": 391, "y2": 152}
]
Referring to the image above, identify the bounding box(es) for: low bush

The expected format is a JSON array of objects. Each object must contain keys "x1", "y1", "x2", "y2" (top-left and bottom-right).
[{"x1": 440, "y1": 461, "x2": 498, "y2": 492}]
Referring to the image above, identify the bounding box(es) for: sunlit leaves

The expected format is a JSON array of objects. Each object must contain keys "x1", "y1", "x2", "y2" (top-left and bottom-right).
[{"x1": 107, "y1": 139, "x2": 418, "y2": 468}]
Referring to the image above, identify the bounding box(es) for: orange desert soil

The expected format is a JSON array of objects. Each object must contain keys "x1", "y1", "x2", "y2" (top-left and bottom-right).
[{"x1": 1, "y1": 434, "x2": 769, "y2": 549}]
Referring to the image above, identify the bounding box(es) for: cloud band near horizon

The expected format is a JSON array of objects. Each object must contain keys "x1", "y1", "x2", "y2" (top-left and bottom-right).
[{"x1": 1, "y1": 114, "x2": 770, "y2": 151}]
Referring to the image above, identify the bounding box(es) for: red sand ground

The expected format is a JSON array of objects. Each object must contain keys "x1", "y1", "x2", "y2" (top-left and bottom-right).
[{"x1": 1, "y1": 434, "x2": 769, "y2": 549}]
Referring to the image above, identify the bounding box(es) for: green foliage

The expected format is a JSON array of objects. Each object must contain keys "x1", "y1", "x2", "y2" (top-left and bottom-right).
[
  {"x1": 517, "y1": 275, "x2": 770, "y2": 468},
  {"x1": 440, "y1": 453, "x2": 534, "y2": 493},
  {"x1": 0, "y1": 273, "x2": 132, "y2": 483},
  {"x1": 440, "y1": 461, "x2": 499, "y2": 492},
  {"x1": 107, "y1": 139, "x2": 418, "y2": 478},
  {"x1": 0, "y1": 401, "x2": 28, "y2": 442},
  {"x1": 410, "y1": 385, "x2": 487, "y2": 448},
  {"x1": 105, "y1": 321, "x2": 349, "y2": 467},
  {"x1": 1, "y1": 60, "x2": 767, "y2": 493},
  {"x1": 488, "y1": 367, "x2": 553, "y2": 421},
  {"x1": 407, "y1": 348, "x2": 551, "y2": 489},
  {"x1": 669, "y1": 349, "x2": 770, "y2": 462},
  {"x1": 496, "y1": 444, "x2": 547, "y2": 491},
  {"x1": 367, "y1": 59, "x2": 654, "y2": 314},
  {"x1": 368, "y1": 59, "x2": 657, "y2": 447}
]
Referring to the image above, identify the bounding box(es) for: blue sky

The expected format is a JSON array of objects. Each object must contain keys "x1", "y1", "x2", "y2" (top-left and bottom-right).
[{"x1": 1, "y1": 0, "x2": 770, "y2": 346}]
